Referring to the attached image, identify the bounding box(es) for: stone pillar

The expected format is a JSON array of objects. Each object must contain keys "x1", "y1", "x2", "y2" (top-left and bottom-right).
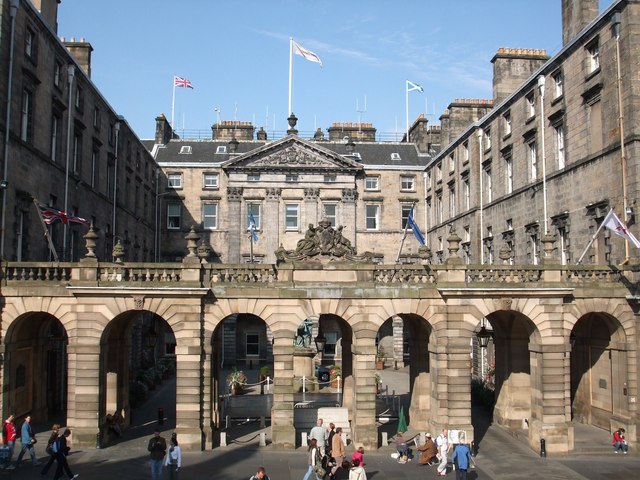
[
  {"x1": 66, "y1": 333, "x2": 101, "y2": 447},
  {"x1": 173, "y1": 310, "x2": 205, "y2": 450},
  {"x1": 341, "y1": 188, "x2": 357, "y2": 246},
  {"x1": 350, "y1": 339, "x2": 378, "y2": 449},
  {"x1": 201, "y1": 342, "x2": 213, "y2": 448},
  {"x1": 264, "y1": 188, "x2": 281, "y2": 264},
  {"x1": 528, "y1": 343, "x2": 574, "y2": 455},
  {"x1": 304, "y1": 188, "x2": 320, "y2": 226},
  {"x1": 271, "y1": 333, "x2": 296, "y2": 448},
  {"x1": 227, "y1": 187, "x2": 243, "y2": 263}
]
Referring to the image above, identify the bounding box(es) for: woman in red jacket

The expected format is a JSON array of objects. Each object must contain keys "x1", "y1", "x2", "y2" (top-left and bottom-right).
[
  {"x1": 612, "y1": 428, "x2": 628, "y2": 454},
  {"x1": 2, "y1": 414, "x2": 17, "y2": 469}
]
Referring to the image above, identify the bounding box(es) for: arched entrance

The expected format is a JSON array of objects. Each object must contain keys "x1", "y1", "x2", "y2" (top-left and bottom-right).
[{"x1": 3, "y1": 313, "x2": 68, "y2": 424}]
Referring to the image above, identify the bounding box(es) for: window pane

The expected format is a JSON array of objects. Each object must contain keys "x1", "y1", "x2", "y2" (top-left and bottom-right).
[
  {"x1": 366, "y1": 205, "x2": 379, "y2": 230},
  {"x1": 285, "y1": 204, "x2": 298, "y2": 229},
  {"x1": 203, "y1": 173, "x2": 218, "y2": 188},
  {"x1": 167, "y1": 203, "x2": 181, "y2": 229},
  {"x1": 323, "y1": 204, "x2": 337, "y2": 226},
  {"x1": 247, "y1": 204, "x2": 261, "y2": 228},
  {"x1": 203, "y1": 203, "x2": 218, "y2": 229}
]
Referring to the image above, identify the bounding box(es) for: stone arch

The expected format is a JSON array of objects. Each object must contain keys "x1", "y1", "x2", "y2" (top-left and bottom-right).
[{"x1": 2, "y1": 311, "x2": 68, "y2": 425}]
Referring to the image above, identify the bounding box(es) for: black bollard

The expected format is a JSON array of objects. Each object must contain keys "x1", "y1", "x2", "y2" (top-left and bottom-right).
[
  {"x1": 96, "y1": 430, "x2": 101, "y2": 449},
  {"x1": 540, "y1": 438, "x2": 546, "y2": 457},
  {"x1": 158, "y1": 407, "x2": 164, "y2": 425}
]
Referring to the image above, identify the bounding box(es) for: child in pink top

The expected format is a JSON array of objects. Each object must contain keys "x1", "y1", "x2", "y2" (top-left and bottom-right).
[{"x1": 351, "y1": 446, "x2": 365, "y2": 466}]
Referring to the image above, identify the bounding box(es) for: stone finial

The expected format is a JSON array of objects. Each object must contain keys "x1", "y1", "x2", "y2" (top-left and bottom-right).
[
  {"x1": 345, "y1": 138, "x2": 356, "y2": 154},
  {"x1": 541, "y1": 233, "x2": 557, "y2": 263},
  {"x1": 499, "y1": 243, "x2": 512, "y2": 264},
  {"x1": 446, "y1": 226, "x2": 462, "y2": 263},
  {"x1": 83, "y1": 223, "x2": 99, "y2": 258},
  {"x1": 418, "y1": 245, "x2": 432, "y2": 264},
  {"x1": 228, "y1": 137, "x2": 239, "y2": 153},
  {"x1": 197, "y1": 238, "x2": 212, "y2": 263},
  {"x1": 313, "y1": 128, "x2": 325, "y2": 141},
  {"x1": 287, "y1": 113, "x2": 298, "y2": 135},
  {"x1": 185, "y1": 226, "x2": 200, "y2": 258},
  {"x1": 256, "y1": 127, "x2": 267, "y2": 140},
  {"x1": 112, "y1": 239, "x2": 125, "y2": 263}
]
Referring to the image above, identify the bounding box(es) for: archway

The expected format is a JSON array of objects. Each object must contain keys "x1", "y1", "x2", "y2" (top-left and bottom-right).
[
  {"x1": 99, "y1": 310, "x2": 176, "y2": 446},
  {"x1": 3, "y1": 312, "x2": 68, "y2": 424},
  {"x1": 570, "y1": 312, "x2": 628, "y2": 431}
]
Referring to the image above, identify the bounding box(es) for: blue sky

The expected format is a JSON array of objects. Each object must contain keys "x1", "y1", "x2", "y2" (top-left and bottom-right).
[{"x1": 57, "y1": 0, "x2": 612, "y2": 141}]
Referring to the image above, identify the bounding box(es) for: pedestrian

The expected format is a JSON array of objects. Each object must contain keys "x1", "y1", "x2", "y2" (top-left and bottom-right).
[
  {"x1": 436, "y1": 429, "x2": 449, "y2": 476},
  {"x1": 302, "y1": 438, "x2": 322, "y2": 480},
  {"x1": 2, "y1": 414, "x2": 17, "y2": 469},
  {"x1": 309, "y1": 418, "x2": 328, "y2": 455},
  {"x1": 417, "y1": 433, "x2": 437, "y2": 465},
  {"x1": 52, "y1": 428, "x2": 79, "y2": 480},
  {"x1": 351, "y1": 446, "x2": 364, "y2": 466},
  {"x1": 15, "y1": 415, "x2": 40, "y2": 467},
  {"x1": 348, "y1": 458, "x2": 367, "y2": 480},
  {"x1": 249, "y1": 465, "x2": 269, "y2": 480},
  {"x1": 612, "y1": 427, "x2": 628, "y2": 454},
  {"x1": 327, "y1": 422, "x2": 336, "y2": 456},
  {"x1": 164, "y1": 435, "x2": 181, "y2": 480},
  {"x1": 394, "y1": 431, "x2": 408, "y2": 462},
  {"x1": 148, "y1": 430, "x2": 167, "y2": 480},
  {"x1": 451, "y1": 433, "x2": 472, "y2": 480},
  {"x1": 40, "y1": 424, "x2": 61, "y2": 475},
  {"x1": 331, "y1": 426, "x2": 345, "y2": 473}
]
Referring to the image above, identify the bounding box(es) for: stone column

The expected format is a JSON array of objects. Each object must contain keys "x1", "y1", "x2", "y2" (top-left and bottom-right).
[
  {"x1": 173, "y1": 309, "x2": 205, "y2": 450},
  {"x1": 201, "y1": 341, "x2": 213, "y2": 448},
  {"x1": 341, "y1": 188, "x2": 357, "y2": 245},
  {"x1": 350, "y1": 339, "x2": 378, "y2": 449},
  {"x1": 304, "y1": 188, "x2": 320, "y2": 226},
  {"x1": 271, "y1": 333, "x2": 296, "y2": 448},
  {"x1": 227, "y1": 187, "x2": 243, "y2": 263},
  {"x1": 528, "y1": 343, "x2": 573, "y2": 455},
  {"x1": 264, "y1": 188, "x2": 281, "y2": 264}
]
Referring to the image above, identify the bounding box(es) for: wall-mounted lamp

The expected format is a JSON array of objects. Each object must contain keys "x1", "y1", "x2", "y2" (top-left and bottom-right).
[
  {"x1": 0, "y1": 180, "x2": 7, "y2": 189},
  {"x1": 476, "y1": 318, "x2": 493, "y2": 349}
]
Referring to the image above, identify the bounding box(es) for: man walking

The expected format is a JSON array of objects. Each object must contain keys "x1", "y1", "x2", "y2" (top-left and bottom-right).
[
  {"x1": 15, "y1": 415, "x2": 40, "y2": 467},
  {"x1": 436, "y1": 429, "x2": 449, "y2": 476},
  {"x1": 52, "y1": 429, "x2": 79, "y2": 480},
  {"x1": 2, "y1": 414, "x2": 17, "y2": 469},
  {"x1": 308, "y1": 418, "x2": 328, "y2": 455},
  {"x1": 147, "y1": 430, "x2": 166, "y2": 480}
]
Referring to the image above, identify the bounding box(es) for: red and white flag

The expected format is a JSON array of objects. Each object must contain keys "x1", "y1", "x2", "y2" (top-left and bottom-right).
[
  {"x1": 37, "y1": 203, "x2": 89, "y2": 225},
  {"x1": 174, "y1": 75, "x2": 194, "y2": 89},
  {"x1": 602, "y1": 209, "x2": 640, "y2": 248},
  {"x1": 292, "y1": 41, "x2": 322, "y2": 67}
]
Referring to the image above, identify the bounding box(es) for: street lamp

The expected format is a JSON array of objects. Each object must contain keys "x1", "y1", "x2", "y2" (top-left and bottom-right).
[
  {"x1": 314, "y1": 326, "x2": 326, "y2": 353},
  {"x1": 476, "y1": 318, "x2": 493, "y2": 349}
]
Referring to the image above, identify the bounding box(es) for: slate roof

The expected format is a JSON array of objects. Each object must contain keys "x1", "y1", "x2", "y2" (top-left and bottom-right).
[{"x1": 149, "y1": 135, "x2": 431, "y2": 169}]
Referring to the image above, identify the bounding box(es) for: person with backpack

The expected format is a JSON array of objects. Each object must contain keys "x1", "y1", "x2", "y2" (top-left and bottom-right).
[
  {"x1": 52, "y1": 429, "x2": 79, "y2": 480},
  {"x1": 451, "y1": 433, "x2": 473, "y2": 480},
  {"x1": 2, "y1": 414, "x2": 17, "y2": 469},
  {"x1": 40, "y1": 424, "x2": 60, "y2": 476},
  {"x1": 249, "y1": 465, "x2": 269, "y2": 480},
  {"x1": 15, "y1": 415, "x2": 40, "y2": 467}
]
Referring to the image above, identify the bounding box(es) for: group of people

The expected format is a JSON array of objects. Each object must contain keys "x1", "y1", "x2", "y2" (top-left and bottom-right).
[
  {"x1": 2, "y1": 414, "x2": 79, "y2": 479},
  {"x1": 304, "y1": 418, "x2": 367, "y2": 479},
  {"x1": 147, "y1": 430, "x2": 182, "y2": 480}
]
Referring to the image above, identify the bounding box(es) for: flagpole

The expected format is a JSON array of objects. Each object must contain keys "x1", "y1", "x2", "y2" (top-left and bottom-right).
[
  {"x1": 250, "y1": 231, "x2": 254, "y2": 264},
  {"x1": 171, "y1": 75, "x2": 176, "y2": 128},
  {"x1": 576, "y1": 212, "x2": 610, "y2": 265},
  {"x1": 32, "y1": 198, "x2": 59, "y2": 262},
  {"x1": 288, "y1": 37, "x2": 293, "y2": 115},
  {"x1": 405, "y1": 80, "x2": 409, "y2": 141},
  {"x1": 395, "y1": 202, "x2": 416, "y2": 263}
]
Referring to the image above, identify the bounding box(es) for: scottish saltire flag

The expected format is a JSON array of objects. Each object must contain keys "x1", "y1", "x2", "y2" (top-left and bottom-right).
[
  {"x1": 37, "y1": 203, "x2": 89, "y2": 225},
  {"x1": 407, "y1": 209, "x2": 425, "y2": 246},
  {"x1": 292, "y1": 40, "x2": 323, "y2": 67},
  {"x1": 248, "y1": 211, "x2": 259, "y2": 242},
  {"x1": 602, "y1": 209, "x2": 640, "y2": 248},
  {"x1": 174, "y1": 75, "x2": 194, "y2": 89},
  {"x1": 406, "y1": 80, "x2": 424, "y2": 93}
]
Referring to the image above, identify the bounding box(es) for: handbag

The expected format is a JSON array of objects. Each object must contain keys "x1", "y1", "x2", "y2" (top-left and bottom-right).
[{"x1": 314, "y1": 464, "x2": 326, "y2": 477}]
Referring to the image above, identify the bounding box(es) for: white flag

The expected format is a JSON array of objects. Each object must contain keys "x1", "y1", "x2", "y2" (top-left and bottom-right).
[
  {"x1": 406, "y1": 80, "x2": 424, "y2": 93},
  {"x1": 293, "y1": 40, "x2": 323, "y2": 67},
  {"x1": 602, "y1": 209, "x2": 640, "y2": 248}
]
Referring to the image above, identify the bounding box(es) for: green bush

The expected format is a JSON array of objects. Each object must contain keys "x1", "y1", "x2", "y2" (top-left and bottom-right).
[{"x1": 471, "y1": 378, "x2": 495, "y2": 410}]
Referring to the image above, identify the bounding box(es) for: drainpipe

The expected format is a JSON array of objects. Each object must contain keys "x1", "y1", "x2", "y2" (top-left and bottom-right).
[
  {"x1": 0, "y1": 0, "x2": 21, "y2": 260},
  {"x1": 111, "y1": 120, "x2": 121, "y2": 260},
  {"x1": 477, "y1": 128, "x2": 484, "y2": 264},
  {"x1": 62, "y1": 65, "x2": 75, "y2": 261},
  {"x1": 538, "y1": 75, "x2": 549, "y2": 235}
]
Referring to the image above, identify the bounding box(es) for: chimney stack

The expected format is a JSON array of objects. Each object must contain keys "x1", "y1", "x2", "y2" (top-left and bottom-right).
[
  {"x1": 32, "y1": 0, "x2": 61, "y2": 33},
  {"x1": 491, "y1": 48, "x2": 548, "y2": 103},
  {"x1": 155, "y1": 114, "x2": 175, "y2": 145},
  {"x1": 562, "y1": 0, "x2": 599, "y2": 45},
  {"x1": 63, "y1": 37, "x2": 93, "y2": 78}
]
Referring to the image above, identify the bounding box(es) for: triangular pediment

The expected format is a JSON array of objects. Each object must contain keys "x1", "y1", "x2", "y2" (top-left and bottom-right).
[{"x1": 222, "y1": 135, "x2": 363, "y2": 172}]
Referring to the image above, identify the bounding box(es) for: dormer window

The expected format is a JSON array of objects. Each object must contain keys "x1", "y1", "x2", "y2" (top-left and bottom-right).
[
  {"x1": 216, "y1": 145, "x2": 227, "y2": 154},
  {"x1": 179, "y1": 145, "x2": 192, "y2": 154},
  {"x1": 390, "y1": 152, "x2": 401, "y2": 161},
  {"x1": 352, "y1": 152, "x2": 361, "y2": 159}
]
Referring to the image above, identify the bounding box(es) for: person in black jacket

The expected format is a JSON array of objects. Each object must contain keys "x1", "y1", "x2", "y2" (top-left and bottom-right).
[
  {"x1": 40, "y1": 424, "x2": 60, "y2": 476},
  {"x1": 52, "y1": 429, "x2": 79, "y2": 480}
]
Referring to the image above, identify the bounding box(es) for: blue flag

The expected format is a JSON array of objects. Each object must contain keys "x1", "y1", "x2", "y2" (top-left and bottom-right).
[
  {"x1": 407, "y1": 209, "x2": 425, "y2": 246},
  {"x1": 248, "y1": 211, "x2": 259, "y2": 242}
]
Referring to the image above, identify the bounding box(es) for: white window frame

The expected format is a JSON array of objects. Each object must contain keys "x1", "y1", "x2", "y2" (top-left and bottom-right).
[
  {"x1": 365, "y1": 204, "x2": 380, "y2": 230},
  {"x1": 168, "y1": 173, "x2": 182, "y2": 189},
  {"x1": 50, "y1": 114, "x2": 59, "y2": 162},
  {"x1": 285, "y1": 203, "x2": 299, "y2": 230},
  {"x1": 552, "y1": 71, "x2": 563, "y2": 98},
  {"x1": 503, "y1": 111, "x2": 512, "y2": 136},
  {"x1": 400, "y1": 175, "x2": 415, "y2": 191},
  {"x1": 203, "y1": 203, "x2": 218, "y2": 229},
  {"x1": 247, "y1": 203, "x2": 261, "y2": 229},
  {"x1": 526, "y1": 92, "x2": 535, "y2": 118},
  {"x1": 462, "y1": 142, "x2": 469, "y2": 162},
  {"x1": 484, "y1": 128, "x2": 491, "y2": 150},
  {"x1": 323, "y1": 203, "x2": 337, "y2": 227},
  {"x1": 484, "y1": 167, "x2": 492, "y2": 202},
  {"x1": 21, "y1": 89, "x2": 32, "y2": 142},
  {"x1": 449, "y1": 184, "x2": 456, "y2": 217},
  {"x1": 506, "y1": 156, "x2": 513, "y2": 194},
  {"x1": 463, "y1": 177, "x2": 470, "y2": 211},
  {"x1": 167, "y1": 203, "x2": 181, "y2": 230},
  {"x1": 436, "y1": 193, "x2": 443, "y2": 223},
  {"x1": 203, "y1": 173, "x2": 219, "y2": 189},
  {"x1": 588, "y1": 42, "x2": 600, "y2": 73},
  {"x1": 528, "y1": 141, "x2": 537, "y2": 180},
  {"x1": 401, "y1": 204, "x2": 413, "y2": 230},
  {"x1": 365, "y1": 176, "x2": 379, "y2": 191},
  {"x1": 555, "y1": 125, "x2": 565, "y2": 169}
]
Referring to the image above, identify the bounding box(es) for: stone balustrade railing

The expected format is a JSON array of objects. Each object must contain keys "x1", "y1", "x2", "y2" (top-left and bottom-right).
[{"x1": 0, "y1": 261, "x2": 629, "y2": 288}]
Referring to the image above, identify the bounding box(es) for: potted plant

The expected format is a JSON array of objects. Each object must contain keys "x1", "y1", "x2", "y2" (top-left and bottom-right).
[
  {"x1": 375, "y1": 346, "x2": 386, "y2": 370},
  {"x1": 329, "y1": 364, "x2": 342, "y2": 389},
  {"x1": 226, "y1": 368, "x2": 247, "y2": 395}
]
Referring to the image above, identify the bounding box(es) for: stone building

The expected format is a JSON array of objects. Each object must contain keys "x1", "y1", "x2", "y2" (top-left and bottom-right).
[{"x1": 0, "y1": 0, "x2": 158, "y2": 263}]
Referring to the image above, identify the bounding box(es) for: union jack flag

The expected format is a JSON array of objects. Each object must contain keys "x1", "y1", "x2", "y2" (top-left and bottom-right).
[
  {"x1": 174, "y1": 75, "x2": 194, "y2": 89},
  {"x1": 37, "y1": 203, "x2": 89, "y2": 225}
]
